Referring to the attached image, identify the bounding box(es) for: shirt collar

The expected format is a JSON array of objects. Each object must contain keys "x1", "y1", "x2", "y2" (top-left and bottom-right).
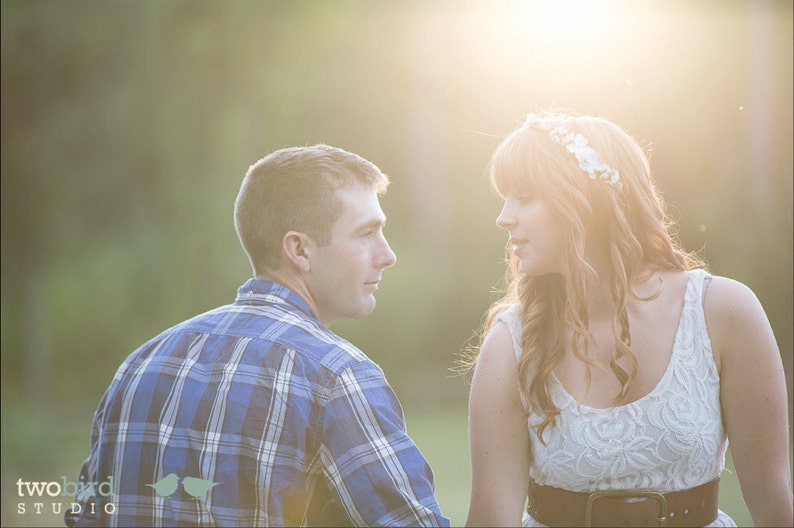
[{"x1": 235, "y1": 278, "x2": 318, "y2": 321}]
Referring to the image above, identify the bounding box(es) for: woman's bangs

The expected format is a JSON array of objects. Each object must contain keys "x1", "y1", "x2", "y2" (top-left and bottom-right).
[{"x1": 490, "y1": 130, "x2": 541, "y2": 197}]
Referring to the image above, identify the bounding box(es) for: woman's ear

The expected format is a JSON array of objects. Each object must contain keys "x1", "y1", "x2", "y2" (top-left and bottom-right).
[{"x1": 282, "y1": 231, "x2": 313, "y2": 273}]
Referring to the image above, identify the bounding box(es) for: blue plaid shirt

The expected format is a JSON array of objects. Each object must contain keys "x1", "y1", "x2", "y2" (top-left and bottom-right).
[{"x1": 66, "y1": 279, "x2": 449, "y2": 527}]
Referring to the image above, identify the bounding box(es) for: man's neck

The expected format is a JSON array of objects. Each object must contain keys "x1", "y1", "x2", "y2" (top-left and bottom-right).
[{"x1": 256, "y1": 269, "x2": 320, "y2": 323}]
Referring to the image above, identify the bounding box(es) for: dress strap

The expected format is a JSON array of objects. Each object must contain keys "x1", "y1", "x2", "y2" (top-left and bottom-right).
[
  {"x1": 496, "y1": 305, "x2": 523, "y2": 362},
  {"x1": 701, "y1": 274, "x2": 712, "y2": 307},
  {"x1": 686, "y1": 269, "x2": 713, "y2": 312},
  {"x1": 496, "y1": 305, "x2": 530, "y2": 411}
]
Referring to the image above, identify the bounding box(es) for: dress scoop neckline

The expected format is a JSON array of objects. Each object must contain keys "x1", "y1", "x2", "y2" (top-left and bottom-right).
[{"x1": 551, "y1": 271, "x2": 696, "y2": 412}]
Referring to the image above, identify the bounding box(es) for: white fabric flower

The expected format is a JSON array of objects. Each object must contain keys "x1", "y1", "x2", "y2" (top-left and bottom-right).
[{"x1": 526, "y1": 115, "x2": 623, "y2": 191}]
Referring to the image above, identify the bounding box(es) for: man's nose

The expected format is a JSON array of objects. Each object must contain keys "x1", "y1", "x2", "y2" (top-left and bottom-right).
[{"x1": 378, "y1": 236, "x2": 397, "y2": 268}]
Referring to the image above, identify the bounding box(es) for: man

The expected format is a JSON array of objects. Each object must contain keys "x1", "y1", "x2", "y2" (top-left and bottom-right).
[{"x1": 66, "y1": 144, "x2": 449, "y2": 527}]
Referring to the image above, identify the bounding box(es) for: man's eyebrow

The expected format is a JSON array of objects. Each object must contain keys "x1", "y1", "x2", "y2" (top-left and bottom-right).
[{"x1": 356, "y1": 217, "x2": 387, "y2": 231}]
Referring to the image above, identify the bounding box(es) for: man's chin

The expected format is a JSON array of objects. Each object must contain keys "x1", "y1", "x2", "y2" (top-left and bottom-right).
[{"x1": 352, "y1": 297, "x2": 377, "y2": 319}]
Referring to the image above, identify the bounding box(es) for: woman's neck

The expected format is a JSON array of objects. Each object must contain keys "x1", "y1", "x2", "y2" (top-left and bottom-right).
[{"x1": 581, "y1": 242, "x2": 617, "y2": 320}]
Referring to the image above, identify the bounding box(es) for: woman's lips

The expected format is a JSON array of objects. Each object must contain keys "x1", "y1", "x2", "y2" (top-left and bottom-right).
[{"x1": 510, "y1": 237, "x2": 527, "y2": 253}]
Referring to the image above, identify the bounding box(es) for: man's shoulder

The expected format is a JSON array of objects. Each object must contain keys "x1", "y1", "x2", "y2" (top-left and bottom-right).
[
  {"x1": 165, "y1": 301, "x2": 376, "y2": 375},
  {"x1": 272, "y1": 315, "x2": 374, "y2": 374}
]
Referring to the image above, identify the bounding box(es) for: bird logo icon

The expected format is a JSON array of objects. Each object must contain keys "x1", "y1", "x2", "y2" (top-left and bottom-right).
[
  {"x1": 146, "y1": 473, "x2": 180, "y2": 497},
  {"x1": 181, "y1": 477, "x2": 222, "y2": 498}
]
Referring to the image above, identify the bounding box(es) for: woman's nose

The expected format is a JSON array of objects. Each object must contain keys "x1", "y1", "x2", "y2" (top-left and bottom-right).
[{"x1": 495, "y1": 202, "x2": 514, "y2": 230}]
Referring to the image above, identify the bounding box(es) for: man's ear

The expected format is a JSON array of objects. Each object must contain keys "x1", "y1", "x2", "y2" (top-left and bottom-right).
[{"x1": 282, "y1": 231, "x2": 313, "y2": 273}]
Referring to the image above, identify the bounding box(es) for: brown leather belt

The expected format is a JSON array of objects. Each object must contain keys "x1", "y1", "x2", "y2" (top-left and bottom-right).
[{"x1": 527, "y1": 478, "x2": 719, "y2": 527}]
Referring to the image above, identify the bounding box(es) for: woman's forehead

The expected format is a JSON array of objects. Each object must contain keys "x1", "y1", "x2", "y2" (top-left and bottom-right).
[{"x1": 492, "y1": 159, "x2": 539, "y2": 197}]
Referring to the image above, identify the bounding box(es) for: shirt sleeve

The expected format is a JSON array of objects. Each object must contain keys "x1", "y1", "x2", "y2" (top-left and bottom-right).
[
  {"x1": 65, "y1": 395, "x2": 106, "y2": 527},
  {"x1": 319, "y1": 363, "x2": 450, "y2": 527}
]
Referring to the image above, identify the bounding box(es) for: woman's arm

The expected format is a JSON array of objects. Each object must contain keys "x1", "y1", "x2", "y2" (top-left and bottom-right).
[
  {"x1": 705, "y1": 276, "x2": 793, "y2": 526},
  {"x1": 466, "y1": 322, "x2": 531, "y2": 527}
]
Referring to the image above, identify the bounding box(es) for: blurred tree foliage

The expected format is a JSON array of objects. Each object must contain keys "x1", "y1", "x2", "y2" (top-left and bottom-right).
[{"x1": 1, "y1": 0, "x2": 791, "y2": 411}]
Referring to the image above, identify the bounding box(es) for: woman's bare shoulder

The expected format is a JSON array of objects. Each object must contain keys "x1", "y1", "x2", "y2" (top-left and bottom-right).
[
  {"x1": 704, "y1": 274, "x2": 764, "y2": 317},
  {"x1": 478, "y1": 319, "x2": 517, "y2": 365},
  {"x1": 703, "y1": 274, "x2": 772, "y2": 358},
  {"x1": 470, "y1": 317, "x2": 524, "y2": 414}
]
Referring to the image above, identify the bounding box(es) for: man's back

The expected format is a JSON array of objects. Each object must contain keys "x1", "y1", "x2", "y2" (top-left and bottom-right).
[{"x1": 67, "y1": 279, "x2": 443, "y2": 527}]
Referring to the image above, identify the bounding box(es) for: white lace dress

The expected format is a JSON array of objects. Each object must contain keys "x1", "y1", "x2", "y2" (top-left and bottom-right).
[{"x1": 498, "y1": 270, "x2": 736, "y2": 527}]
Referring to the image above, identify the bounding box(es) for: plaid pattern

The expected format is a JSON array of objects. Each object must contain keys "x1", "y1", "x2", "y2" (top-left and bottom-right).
[{"x1": 66, "y1": 279, "x2": 448, "y2": 527}]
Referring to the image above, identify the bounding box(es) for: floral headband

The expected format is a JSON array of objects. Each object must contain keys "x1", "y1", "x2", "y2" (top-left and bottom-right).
[{"x1": 525, "y1": 114, "x2": 622, "y2": 191}]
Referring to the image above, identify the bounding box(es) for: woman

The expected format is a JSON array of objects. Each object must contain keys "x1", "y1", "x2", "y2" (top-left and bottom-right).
[{"x1": 465, "y1": 112, "x2": 792, "y2": 527}]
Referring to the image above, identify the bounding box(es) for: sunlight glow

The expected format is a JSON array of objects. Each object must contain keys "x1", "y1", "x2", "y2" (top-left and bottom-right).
[{"x1": 504, "y1": 0, "x2": 619, "y2": 52}]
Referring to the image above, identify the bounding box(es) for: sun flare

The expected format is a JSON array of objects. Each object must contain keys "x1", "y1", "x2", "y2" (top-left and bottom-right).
[{"x1": 503, "y1": 0, "x2": 619, "y2": 51}]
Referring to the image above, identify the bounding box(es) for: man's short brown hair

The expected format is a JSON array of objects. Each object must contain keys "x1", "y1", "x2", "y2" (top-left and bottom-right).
[{"x1": 234, "y1": 144, "x2": 389, "y2": 274}]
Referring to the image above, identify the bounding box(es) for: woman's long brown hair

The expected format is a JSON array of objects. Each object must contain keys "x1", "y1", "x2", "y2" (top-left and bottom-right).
[{"x1": 465, "y1": 113, "x2": 705, "y2": 444}]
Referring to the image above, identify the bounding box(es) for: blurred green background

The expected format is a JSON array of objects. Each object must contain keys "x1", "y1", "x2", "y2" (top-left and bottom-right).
[{"x1": 1, "y1": 1, "x2": 791, "y2": 526}]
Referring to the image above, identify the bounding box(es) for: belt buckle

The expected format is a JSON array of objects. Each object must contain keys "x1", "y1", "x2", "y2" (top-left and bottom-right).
[{"x1": 584, "y1": 489, "x2": 668, "y2": 527}]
